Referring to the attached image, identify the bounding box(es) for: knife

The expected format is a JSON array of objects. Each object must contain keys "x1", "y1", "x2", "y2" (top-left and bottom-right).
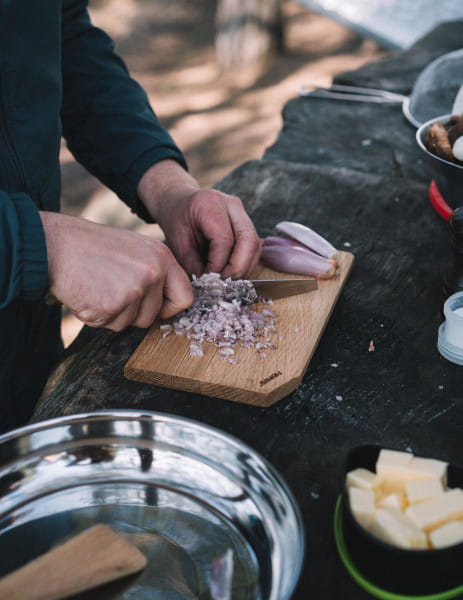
[
  {"x1": 250, "y1": 278, "x2": 317, "y2": 300},
  {"x1": 45, "y1": 278, "x2": 319, "y2": 307}
]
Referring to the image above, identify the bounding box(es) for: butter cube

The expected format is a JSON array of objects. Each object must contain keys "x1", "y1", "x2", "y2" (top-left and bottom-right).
[
  {"x1": 370, "y1": 508, "x2": 427, "y2": 549},
  {"x1": 429, "y1": 520, "x2": 463, "y2": 549},
  {"x1": 406, "y1": 489, "x2": 463, "y2": 532},
  {"x1": 348, "y1": 487, "x2": 375, "y2": 529},
  {"x1": 406, "y1": 478, "x2": 444, "y2": 505},
  {"x1": 346, "y1": 468, "x2": 378, "y2": 490},
  {"x1": 376, "y1": 449, "x2": 413, "y2": 471},
  {"x1": 408, "y1": 456, "x2": 447, "y2": 486},
  {"x1": 378, "y1": 493, "x2": 407, "y2": 511},
  {"x1": 376, "y1": 449, "x2": 414, "y2": 493}
]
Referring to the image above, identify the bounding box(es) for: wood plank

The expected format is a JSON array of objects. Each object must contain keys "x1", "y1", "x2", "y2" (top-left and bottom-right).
[
  {"x1": 124, "y1": 252, "x2": 354, "y2": 406},
  {"x1": 0, "y1": 525, "x2": 146, "y2": 600}
]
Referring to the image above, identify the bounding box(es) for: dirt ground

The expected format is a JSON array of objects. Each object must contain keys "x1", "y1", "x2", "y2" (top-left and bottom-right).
[{"x1": 60, "y1": 0, "x2": 386, "y2": 345}]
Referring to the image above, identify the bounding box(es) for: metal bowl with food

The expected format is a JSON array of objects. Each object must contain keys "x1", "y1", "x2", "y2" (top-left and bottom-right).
[
  {"x1": 0, "y1": 410, "x2": 304, "y2": 599},
  {"x1": 416, "y1": 113, "x2": 463, "y2": 209}
]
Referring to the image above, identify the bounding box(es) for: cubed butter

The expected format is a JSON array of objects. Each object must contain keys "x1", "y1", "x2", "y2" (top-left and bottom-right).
[
  {"x1": 406, "y1": 478, "x2": 444, "y2": 505},
  {"x1": 406, "y1": 489, "x2": 463, "y2": 532},
  {"x1": 370, "y1": 508, "x2": 428, "y2": 549},
  {"x1": 346, "y1": 467, "x2": 378, "y2": 490},
  {"x1": 348, "y1": 486, "x2": 375, "y2": 529},
  {"x1": 347, "y1": 448, "x2": 458, "y2": 551},
  {"x1": 376, "y1": 449, "x2": 413, "y2": 471},
  {"x1": 378, "y1": 493, "x2": 407, "y2": 511},
  {"x1": 376, "y1": 449, "x2": 414, "y2": 493},
  {"x1": 429, "y1": 520, "x2": 463, "y2": 549}
]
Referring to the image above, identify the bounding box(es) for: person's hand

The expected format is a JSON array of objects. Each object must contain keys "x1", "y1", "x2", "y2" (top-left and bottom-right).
[
  {"x1": 138, "y1": 160, "x2": 261, "y2": 278},
  {"x1": 39, "y1": 212, "x2": 193, "y2": 331}
]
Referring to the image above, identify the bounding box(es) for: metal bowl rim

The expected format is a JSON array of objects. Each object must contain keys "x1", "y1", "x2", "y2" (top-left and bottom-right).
[{"x1": 0, "y1": 410, "x2": 299, "y2": 498}]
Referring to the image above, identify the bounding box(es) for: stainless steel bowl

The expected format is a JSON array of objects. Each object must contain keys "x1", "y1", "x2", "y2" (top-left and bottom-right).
[
  {"x1": 0, "y1": 410, "x2": 304, "y2": 600},
  {"x1": 416, "y1": 113, "x2": 463, "y2": 209}
]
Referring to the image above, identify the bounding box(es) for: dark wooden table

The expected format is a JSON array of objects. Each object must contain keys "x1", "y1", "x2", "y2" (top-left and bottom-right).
[{"x1": 32, "y1": 21, "x2": 463, "y2": 599}]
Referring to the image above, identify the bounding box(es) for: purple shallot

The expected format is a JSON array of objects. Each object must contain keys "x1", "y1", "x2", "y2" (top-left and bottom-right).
[
  {"x1": 276, "y1": 221, "x2": 339, "y2": 261},
  {"x1": 260, "y1": 244, "x2": 336, "y2": 279}
]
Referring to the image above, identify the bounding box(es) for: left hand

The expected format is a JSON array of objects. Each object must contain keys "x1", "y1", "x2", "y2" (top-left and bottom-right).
[{"x1": 138, "y1": 160, "x2": 261, "y2": 278}]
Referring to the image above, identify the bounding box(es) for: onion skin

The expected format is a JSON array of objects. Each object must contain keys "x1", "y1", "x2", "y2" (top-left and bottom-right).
[
  {"x1": 260, "y1": 245, "x2": 337, "y2": 279},
  {"x1": 275, "y1": 221, "x2": 339, "y2": 260}
]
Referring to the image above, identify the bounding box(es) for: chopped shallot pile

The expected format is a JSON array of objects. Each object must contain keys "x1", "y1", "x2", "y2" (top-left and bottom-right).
[{"x1": 160, "y1": 273, "x2": 278, "y2": 363}]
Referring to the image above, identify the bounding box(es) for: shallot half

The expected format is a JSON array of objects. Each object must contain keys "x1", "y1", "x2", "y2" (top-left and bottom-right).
[
  {"x1": 260, "y1": 244, "x2": 336, "y2": 279},
  {"x1": 276, "y1": 221, "x2": 339, "y2": 261}
]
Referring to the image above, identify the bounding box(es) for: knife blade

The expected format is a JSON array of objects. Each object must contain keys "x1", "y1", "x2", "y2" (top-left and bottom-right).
[{"x1": 250, "y1": 278, "x2": 317, "y2": 300}]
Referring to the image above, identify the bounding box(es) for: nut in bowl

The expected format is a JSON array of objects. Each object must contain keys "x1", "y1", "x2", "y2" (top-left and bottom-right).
[
  {"x1": 416, "y1": 113, "x2": 463, "y2": 209},
  {"x1": 335, "y1": 445, "x2": 463, "y2": 599}
]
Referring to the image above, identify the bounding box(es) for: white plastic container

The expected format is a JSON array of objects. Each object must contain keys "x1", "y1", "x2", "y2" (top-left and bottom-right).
[{"x1": 438, "y1": 292, "x2": 463, "y2": 364}]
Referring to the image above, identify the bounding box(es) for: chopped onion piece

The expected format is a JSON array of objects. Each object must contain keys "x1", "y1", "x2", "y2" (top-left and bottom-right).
[
  {"x1": 165, "y1": 273, "x2": 278, "y2": 363},
  {"x1": 260, "y1": 245, "x2": 336, "y2": 279},
  {"x1": 276, "y1": 221, "x2": 339, "y2": 260}
]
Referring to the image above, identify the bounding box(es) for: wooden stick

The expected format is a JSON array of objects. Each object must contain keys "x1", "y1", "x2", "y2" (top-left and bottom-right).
[{"x1": 0, "y1": 524, "x2": 147, "y2": 600}]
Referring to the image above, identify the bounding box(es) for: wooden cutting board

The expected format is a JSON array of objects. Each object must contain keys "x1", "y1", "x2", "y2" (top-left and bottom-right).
[{"x1": 124, "y1": 251, "x2": 354, "y2": 407}]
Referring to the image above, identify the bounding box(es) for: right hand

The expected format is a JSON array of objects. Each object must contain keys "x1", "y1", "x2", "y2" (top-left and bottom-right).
[
  {"x1": 137, "y1": 160, "x2": 261, "y2": 279},
  {"x1": 39, "y1": 212, "x2": 194, "y2": 331}
]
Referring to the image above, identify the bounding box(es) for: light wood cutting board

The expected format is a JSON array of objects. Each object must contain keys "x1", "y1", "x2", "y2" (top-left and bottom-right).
[{"x1": 124, "y1": 251, "x2": 354, "y2": 407}]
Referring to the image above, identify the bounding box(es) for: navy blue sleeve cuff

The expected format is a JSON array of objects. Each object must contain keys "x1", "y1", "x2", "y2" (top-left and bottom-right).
[{"x1": 14, "y1": 194, "x2": 49, "y2": 300}]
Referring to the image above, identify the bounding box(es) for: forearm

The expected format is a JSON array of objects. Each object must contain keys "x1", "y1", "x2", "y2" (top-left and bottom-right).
[{"x1": 137, "y1": 159, "x2": 200, "y2": 222}]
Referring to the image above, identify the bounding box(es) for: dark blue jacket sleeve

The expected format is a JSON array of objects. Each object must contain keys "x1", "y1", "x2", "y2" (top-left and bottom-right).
[
  {"x1": 0, "y1": 191, "x2": 48, "y2": 309},
  {"x1": 61, "y1": 0, "x2": 188, "y2": 222}
]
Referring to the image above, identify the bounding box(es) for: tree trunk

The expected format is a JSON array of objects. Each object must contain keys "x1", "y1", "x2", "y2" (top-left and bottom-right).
[{"x1": 215, "y1": 0, "x2": 284, "y2": 69}]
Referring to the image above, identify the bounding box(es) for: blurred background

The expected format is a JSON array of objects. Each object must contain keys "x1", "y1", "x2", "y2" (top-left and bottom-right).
[{"x1": 60, "y1": 0, "x2": 385, "y2": 345}]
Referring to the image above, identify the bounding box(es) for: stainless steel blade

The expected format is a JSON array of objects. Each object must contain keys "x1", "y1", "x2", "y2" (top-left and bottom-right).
[{"x1": 250, "y1": 278, "x2": 317, "y2": 300}]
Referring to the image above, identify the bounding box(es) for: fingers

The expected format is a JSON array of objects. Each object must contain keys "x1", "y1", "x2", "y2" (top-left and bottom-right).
[
  {"x1": 99, "y1": 296, "x2": 144, "y2": 332},
  {"x1": 220, "y1": 202, "x2": 261, "y2": 279},
  {"x1": 158, "y1": 263, "x2": 194, "y2": 319},
  {"x1": 106, "y1": 258, "x2": 192, "y2": 330},
  {"x1": 73, "y1": 286, "x2": 153, "y2": 332},
  {"x1": 132, "y1": 258, "x2": 193, "y2": 324},
  {"x1": 174, "y1": 232, "x2": 207, "y2": 278},
  {"x1": 77, "y1": 269, "x2": 192, "y2": 331},
  {"x1": 68, "y1": 233, "x2": 193, "y2": 332},
  {"x1": 150, "y1": 185, "x2": 260, "y2": 280},
  {"x1": 198, "y1": 192, "x2": 260, "y2": 279}
]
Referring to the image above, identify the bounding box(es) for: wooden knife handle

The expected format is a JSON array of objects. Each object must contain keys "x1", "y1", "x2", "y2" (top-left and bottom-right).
[{"x1": 0, "y1": 524, "x2": 147, "y2": 600}]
